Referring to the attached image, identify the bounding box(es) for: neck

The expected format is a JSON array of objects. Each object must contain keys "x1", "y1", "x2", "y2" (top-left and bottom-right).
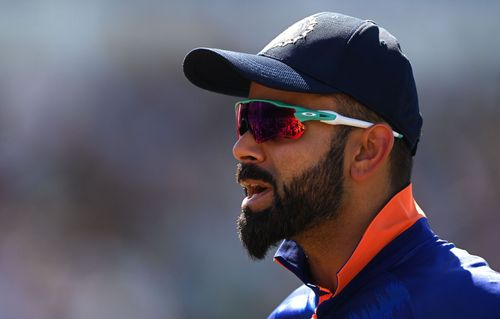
[{"x1": 293, "y1": 184, "x2": 393, "y2": 292}]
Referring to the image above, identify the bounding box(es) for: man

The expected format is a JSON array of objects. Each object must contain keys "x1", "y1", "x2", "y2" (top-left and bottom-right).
[{"x1": 183, "y1": 12, "x2": 500, "y2": 318}]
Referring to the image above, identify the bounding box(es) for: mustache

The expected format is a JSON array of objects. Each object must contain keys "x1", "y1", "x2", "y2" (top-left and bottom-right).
[{"x1": 236, "y1": 163, "x2": 276, "y2": 186}]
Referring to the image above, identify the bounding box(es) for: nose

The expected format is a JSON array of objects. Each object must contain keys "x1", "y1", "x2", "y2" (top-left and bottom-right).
[{"x1": 232, "y1": 131, "x2": 265, "y2": 163}]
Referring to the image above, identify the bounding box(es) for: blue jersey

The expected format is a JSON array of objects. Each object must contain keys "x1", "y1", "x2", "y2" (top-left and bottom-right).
[{"x1": 269, "y1": 186, "x2": 500, "y2": 319}]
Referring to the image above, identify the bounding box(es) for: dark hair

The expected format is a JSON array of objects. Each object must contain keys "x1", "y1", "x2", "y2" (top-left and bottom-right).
[{"x1": 332, "y1": 93, "x2": 413, "y2": 194}]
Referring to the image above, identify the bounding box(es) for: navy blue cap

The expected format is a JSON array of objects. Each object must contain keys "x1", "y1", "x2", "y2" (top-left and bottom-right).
[{"x1": 183, "y1": 12, "x2": 423, "y2": 154}]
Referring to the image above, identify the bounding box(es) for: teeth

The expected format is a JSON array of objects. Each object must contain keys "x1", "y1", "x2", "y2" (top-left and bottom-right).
[
  {"x1": 245, "y1": 186, "x2": 252, "y2": 197},
  {"x1": 240, "y1": 181, "x2": 270, "y2": 198},
  {"x1": 248, "y1": 185, "x2": 266, "y2": 197},
  {"x1": 247, "y1": 184, "x2": 256, "y2": 197}
]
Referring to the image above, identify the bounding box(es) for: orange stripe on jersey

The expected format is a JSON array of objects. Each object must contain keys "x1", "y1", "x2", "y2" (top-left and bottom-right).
[{"x1": 332, "y1": 184, "x2": 425, "y2": 297}]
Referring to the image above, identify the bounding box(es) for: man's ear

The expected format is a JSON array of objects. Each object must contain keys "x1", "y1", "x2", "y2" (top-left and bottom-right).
[{"x1": 350, "y1": 124, "x2": 394, "y2": 182}]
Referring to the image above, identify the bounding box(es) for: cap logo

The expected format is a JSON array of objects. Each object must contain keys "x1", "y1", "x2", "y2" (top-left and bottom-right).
[{"x1": 260, "y1": 16, "x2": 318, "y2": 53}]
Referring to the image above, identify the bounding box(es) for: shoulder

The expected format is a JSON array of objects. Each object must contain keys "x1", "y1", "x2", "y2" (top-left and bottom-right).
[
  {"x1": 390, "y1": 239, "x2": 500, "y2": 318},
  {"x1": 267, "y1": 285, "x2": 316, "y2": 319},
  {"x1": 332, "y1": 242, "x2": 500, "y2": 319}
]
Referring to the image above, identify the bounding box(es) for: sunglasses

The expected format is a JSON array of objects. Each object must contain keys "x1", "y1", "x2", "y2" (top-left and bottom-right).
[{"x1": 235, "y1": 99, "x2": 403, "y2": 143}]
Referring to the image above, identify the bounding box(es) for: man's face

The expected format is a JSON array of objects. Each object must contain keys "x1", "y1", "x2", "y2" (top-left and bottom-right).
[{"x1": 233, "y1": 83, "x2": 351, "y2": 259}]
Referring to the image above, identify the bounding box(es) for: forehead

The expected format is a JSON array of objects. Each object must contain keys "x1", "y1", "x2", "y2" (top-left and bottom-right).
[{"x1": 248, "y1": 82, "x2": 341, "y2": 112}]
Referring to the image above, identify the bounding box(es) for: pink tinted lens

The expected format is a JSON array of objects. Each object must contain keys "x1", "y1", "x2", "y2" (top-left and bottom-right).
[{"x1": 236, "y1": 101, "x2": 305, "y2": 143}]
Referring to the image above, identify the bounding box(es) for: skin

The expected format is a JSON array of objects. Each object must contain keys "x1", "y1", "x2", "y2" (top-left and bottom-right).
[{"x1": 233, "y1": 82, "x2": 396, "y2": 292}]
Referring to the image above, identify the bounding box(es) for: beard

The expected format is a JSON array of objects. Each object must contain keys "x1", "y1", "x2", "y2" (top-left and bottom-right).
[{"x1": 235, "y1": 127, "x2": 350, "y2": 260}]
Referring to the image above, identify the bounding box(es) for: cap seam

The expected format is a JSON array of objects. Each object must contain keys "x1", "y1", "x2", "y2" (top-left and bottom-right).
[{"x1": 346, "y1": 20, "x2": 376, "y2": 46}]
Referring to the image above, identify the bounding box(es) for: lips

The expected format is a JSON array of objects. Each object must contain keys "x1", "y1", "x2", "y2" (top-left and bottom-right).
[{"x1": 239, "y1": 179, "x2": 273, "y2": 212}]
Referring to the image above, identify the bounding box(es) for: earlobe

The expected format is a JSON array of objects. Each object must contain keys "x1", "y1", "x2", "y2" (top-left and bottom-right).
[{"x1": 350, "y1": 124, "x2": 394, "y2": 182}]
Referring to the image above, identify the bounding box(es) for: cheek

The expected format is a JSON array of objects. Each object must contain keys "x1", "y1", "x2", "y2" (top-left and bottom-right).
[
  {"x1": 264, "y1": 123, "x2": 335, "y2": 184},
  {"x1": 267, "y1": 143, "x2": 324, "y2": 185},
  {"x1": 277, "y1": 153, "x2": 312, "y2": 180}
]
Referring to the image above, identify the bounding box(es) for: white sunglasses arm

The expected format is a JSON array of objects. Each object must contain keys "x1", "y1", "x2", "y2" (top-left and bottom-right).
[{"x1": 320, "y1": 111, "x2": 403, "y2": 138}]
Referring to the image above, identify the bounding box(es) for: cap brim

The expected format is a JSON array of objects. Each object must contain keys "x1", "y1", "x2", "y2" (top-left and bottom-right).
[{"x1": 183, "y1": 47, "x2": 337, "y2": 97}]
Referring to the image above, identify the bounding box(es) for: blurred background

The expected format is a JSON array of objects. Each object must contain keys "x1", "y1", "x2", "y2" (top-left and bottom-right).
[{"x1": 0, "y1": 0, "x2": 499, "y2": 318}]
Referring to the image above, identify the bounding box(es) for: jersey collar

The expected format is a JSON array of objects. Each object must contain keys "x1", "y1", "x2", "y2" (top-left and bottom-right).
[{"x1": 274, "y1": 184, "x2": 425, "y2": 297}]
